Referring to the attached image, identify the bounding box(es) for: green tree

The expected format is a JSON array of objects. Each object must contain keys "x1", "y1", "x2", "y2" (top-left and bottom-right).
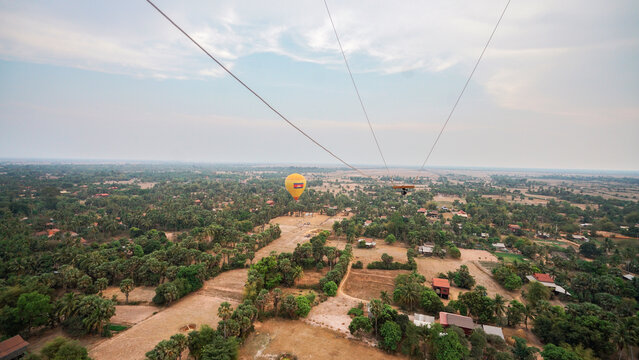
[
  {"x1": 76, "y1": 295, "x2": 115, "y2": 334},
  {"x1": 380, "y1": 320, "x2": 402, "y2": 352},
  {"x1": 449, "y1": 246, "x2": 461, "y2": 259},
  {"x1": 540, "y1": 344, "x2": 580, "y2": 360},
  {"x1": 41, "y1": 337, "x2": 90, "y2": 360},
  {"x1": 323, "y1": 281, "x2": 338, "y2": 296},
  {"x1": 385, "y1": 234, "x2": 396, "y2": 245},
  {"x1": 295, "y1": 296, "x2": 311, "y2": 318},
  {"x1": 95, "y1": 278, "x2": 108, "y2": 296},
  {"x1": 525, "y1": 282, "x2": 550, "y2": 308},
  {"x1": 349, "y1": 316, "x2": 373, "y2": 336},
  {"x1": 217, "y1": 302, "x2": 233, "y2": 338},
  {"x1": 119, "y1": 278, "x2": 134, "y2": 304},
  {"x1": 512, "y1": 337, "x2": 538, "y2": 360},
  {"x1": 506, "y1": 300, "x2": 525, "y2": 327},
  {"x1": 17, "y1": 292, "x2": 52, "y2": 334},
  {"x1": 430, "y1": 324, "x2": 470, "y2": 360},
  {"x1": 470, "y1": 329, "x2": 487, "y2": 359}
]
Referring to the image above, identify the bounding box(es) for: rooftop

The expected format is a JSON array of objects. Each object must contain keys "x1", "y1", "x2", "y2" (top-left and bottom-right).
[
  {"x1": 0, "y1": 335, "x2": 29, "y2": 359},
  {"x1": 439, "y1": 312, "x2": 475, "y2": 329},
  {"x1": 533, "y1": 273, "x2": 554, "y2": 283},
  {"x1": 433, "y1": 278, "x2": 450, "y2": 288}
]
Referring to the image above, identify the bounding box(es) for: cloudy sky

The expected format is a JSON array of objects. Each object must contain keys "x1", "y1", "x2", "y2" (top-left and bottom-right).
[{"x1": 0, "y1": 0, "x2": 638, "y2": 171}]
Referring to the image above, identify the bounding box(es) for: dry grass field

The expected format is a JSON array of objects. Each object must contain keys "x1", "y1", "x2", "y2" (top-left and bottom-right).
[
  {"x1": 327, "y1": 238, "x2": 409, "y2": 266},
  {"x1": 239, "y1": 319, "x2": 406, "y2": 360},
  {"x1": 102, "y1": 286, "x2": 156, "y2": 304},
  {"x1": 414, "y1": 250, "x2": 521, "y2": 301},
  {"x1": 110, "y1": 305, "x2": 157, "y2": 326},
  {"x1": 342, "y1": 269, "x2": 409, "y2": 301}
]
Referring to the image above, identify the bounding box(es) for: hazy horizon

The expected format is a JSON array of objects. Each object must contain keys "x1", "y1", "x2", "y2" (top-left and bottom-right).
[{"x1": 1, "y1": 1, "x2": 638, "y2": 171}]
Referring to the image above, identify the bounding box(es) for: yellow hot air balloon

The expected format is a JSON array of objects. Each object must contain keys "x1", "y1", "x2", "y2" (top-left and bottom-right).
[{"x1": 285, "y1": 173, "x2": 306, "y2": 200}]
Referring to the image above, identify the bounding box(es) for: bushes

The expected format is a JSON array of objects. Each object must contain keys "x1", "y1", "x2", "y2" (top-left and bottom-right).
[
  {"x1": 348, "y1": 307, "x2": 364, "y2": 317},
  {"x1": 295, "y1": 296, "x2": 311, "y2": 318},
  {"x1": 380, "y1": 321, "x2": 402, "y2": 351},
  {"x1": 448, "y1": 265, "x2": 475, "y2": 289},
  {"x1": 349, "y1": 316, "x2": 373, "y2": 336},
  {"x1": 367, "y1": 250, "x2": 416, "y2": 271},
  {"x1": 319, "y1": 245, "x2": 352, "y2": 290},
  {"x1": 323, "y1": 281, "x2": 337, "y2": 296},
  {"x1": 40, "y1": 337, "x2": 90, "y2": 360},
  {"x1": 492, "y1": 264, "x2": 523, "y2": 291},
  {"x1": 352, "y1": 261, "x2": 363, "y2": 269}
]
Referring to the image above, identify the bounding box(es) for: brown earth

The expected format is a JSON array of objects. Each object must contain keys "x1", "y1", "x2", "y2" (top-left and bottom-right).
[
  {"x1": 414, "y1": 250, "x2": 521, "y2": 301},
  {"x1": 102, "y1": 286, "x2": 156, "y2": 304},
  {"x1": 110, "y1": 305, "x2": 158, "y2": 326},
  {"x1": 295, "y1": 268, "x2": 328, "y2": 287},
  {"x1": 239, "y1": 319, "x2": 406, "y2": 360},
  {"x1": 342, "y1": 269, "x2": 409, "y2": 301},
  {"x1": 327, "y1": 238, "x2": 408, "y2": 266}
]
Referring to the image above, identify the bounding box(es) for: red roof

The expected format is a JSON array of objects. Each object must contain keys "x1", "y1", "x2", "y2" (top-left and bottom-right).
[
  {"x1": 266, "y1": 200, "x2": 275, "y2": 205},
  {"x1": 533, "y1": 273, "x2": 554, "y2": 283},
  {"x1": 0, "y1": 335, "x2": 29, "y2": 358},
  {"x1": 433, "y1": 278, "x2": 450, "y2": 288},
  {"x1": 417, "y1": 208, "x2": 427, "y2": 213},
  {"x1": 508, "y1": 224, "x2": 521, "y2": 230}
]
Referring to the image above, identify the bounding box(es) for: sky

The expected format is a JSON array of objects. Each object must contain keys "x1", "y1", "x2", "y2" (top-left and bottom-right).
[{"x1": 0, "y1": 0, "x2": 638, "y2": 171}]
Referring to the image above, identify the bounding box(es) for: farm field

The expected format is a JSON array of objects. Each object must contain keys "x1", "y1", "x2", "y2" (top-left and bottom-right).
[
  {"x1": 102, "y1": 286, "x2": 156, "y2": 304},
  {"x1": 342, "y1": 269, "x2": 409, "y2": 301},
  {"x1": 327, "y1": 238, "x2": 409, "y2": 266},
  {"x1": 239, "y1": 319, "x2": 406, "y2": 360},
  {"x1": 414, "y1": 250, "x2": 521, "y2": 301}
]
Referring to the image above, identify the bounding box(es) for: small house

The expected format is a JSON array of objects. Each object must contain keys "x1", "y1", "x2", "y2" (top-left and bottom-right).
[
  {"x1": 358, "y1": 239, "x2": 376, "y2": 248},
  {"x1": 364, "y1": 220, "x2": 373, "y2": 227},
  {"x1": 492, "y1": 243, "x2": 507, "y2": 252},
  {"x1": 432, "y1": 278, "x2": 450, "y2": 299},
  {"x1": 0, "y1": 335, "x2": 29, "y2": 360},
  {"x1": 413, "y1": 313, "x2": 435, "y2": 327},
  {"x1": 456, "y1": 210, "x2": 468, "y2": 218},
  {"x1": 418, "y1": 244, "x2": 434, "y2": 256},
  {"x1": 508, "y1": 224, "x2": 521, "y2": 232},
  {"x1": 482, "y1": 325, "x2": 505, "y2": 340},
  {"x1": 439, "y1": 312, "x2": 475, "y2": 335},
  {"x1": 417, "y1": 208, "x2": 427, "y2": 214}
]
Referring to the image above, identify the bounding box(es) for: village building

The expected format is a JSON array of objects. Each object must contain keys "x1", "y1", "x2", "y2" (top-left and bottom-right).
[
  {"x1": 358, "y1": 238, "x2": 376, "y2": 248},
  {"x1": 0, "y1": 335, "x2": 29, "y2": 360},
  {"x1": 482, "y1": 325, "x2": 505, "y2": 340},
  {"x1": 480, "y1": 233, "x2": 490, "y2": 238},
  {"x1": 508, "y1": 224, "x2": 521, "y2": 232},
  {"x1": 427, "y1": 211, "x2": 439, "y2": 219},
  {"x1": 456, "y1": 210, "x2": 468, "y2": 218},
  {"x1": 572, "y1": 234, "x2": 589, "y2": 242},
  {"x1": 492, "y1": 242, "x2": 507, "y2": 252},
  {"x1": 439, "y1": 312, "x2": 475, "y2": 335},
  {"x1": 623, "y1": 274, "x2": 635, "y2": 281},
  {"x1": 413, "y1": 313, "x2": 435, "y2": 327},
  {"x1": 418, "y1": 244, "x2": 434, "y2": 256},
  {"x1": 364, "y1": 220, "x2": 373, "y2": 227},
  {"x1": 526, "y1": 273, "x2": 571, "y2": 296},
  {"x1": 417, "y1": 208, "x2": 427, "y2": 214},
  {"x1": 432, "y1": 278, "x2": 450, "y2": 299}
]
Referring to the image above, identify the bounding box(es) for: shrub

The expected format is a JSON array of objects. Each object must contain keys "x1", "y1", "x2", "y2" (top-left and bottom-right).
[
  {"x1": 348, "y1": 307, "x2": 364, "y2": 317},
  {"x1": 449, "y1": 246, "x2": 461, "y2": 259},
  {"x1": 295, "y1": 296, "x2": 311, "y2": 318},
  {"x1": 385, "y1": 234, "x2": 396, "y2": 244},
  {"x1": 352, "y1": 261, "x2": 363, "y2": 269},
  {"x1": 323, "y1": 281, "x2": 338, "y2": 296},
  {"x1": 349, "y1": 316, "x2": 373, "y2": 336},
  {"x1": 304, "y1": 292, "x2": 316, "y2": 304},
  {"x1": 380, "y1": 321, "x2": 402, "y2": 351}
]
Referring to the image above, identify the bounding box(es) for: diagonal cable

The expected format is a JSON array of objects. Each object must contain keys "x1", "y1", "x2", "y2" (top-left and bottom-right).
[
  {"x1": 420, "y1": 0, "x2": 511, "y2": 171},
  {"x1": 145, "y1": 0, "x2": 374, "y2": 179},
  {"x1": 323, "y1": 0, "x2": 394, "y2": 183}
]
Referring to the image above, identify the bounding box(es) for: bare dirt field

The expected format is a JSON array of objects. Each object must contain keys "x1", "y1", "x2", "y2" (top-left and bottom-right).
[
  {"x1": 257, "y1": 214, "x2": 347, "y2": 261},
  {"x1": 342, "y1": 269, "x2": 409, "y2": 301},
  {"x1": 240, "y1": 319, "x2": 405, "y2": 360},
  {"x1": 481, "y1": 194, "x2": 548, "y2": 206},
  {"x1": 433, "y1": 194, "x2": 465, "y2": 204},
  {"x1": 102, "y1": 286, "x2": 156, "y2": 304},
  {"x1": 110, "y1": 305, "x2": 157, "y2": 326},
  {"x1": 327, "y1": 238, "x2": 408, "y2": 266},
  {"x1": 296, "y1": 268, "x2": 328, "y2": 287},
  {"x1": 414, "y1": 250, "x2": 521, "y2": 301},
  {"x1": 89, "y1": 271, "x2": 245, "y2": 360}
]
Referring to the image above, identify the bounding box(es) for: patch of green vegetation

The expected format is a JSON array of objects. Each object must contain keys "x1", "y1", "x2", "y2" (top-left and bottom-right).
[
  {"x1": 108, "y1": 324, "x2": 128, "y2": 332},
  {"x1": 497, "y1": 253, "x2": 526, "y2": 263}
]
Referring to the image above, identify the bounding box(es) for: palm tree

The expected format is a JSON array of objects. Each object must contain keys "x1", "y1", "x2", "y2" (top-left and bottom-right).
[
  {"x1": 523, "y1": 304, "x2": 535, "y2": 330},
  {"x1": 494, "y1": 294, "x2": 506, "y2": 322},
  {"x1": 119, "y1": 278, "x2": 134, "y2": 304},
  {"x1": 272, "y1": 288, "x2": 282, "y2": 315},
  {"x1": 380, "y1": 291, "x2": 391, "y2": 305},
  {"x1": 170, "y1": 334, "x2": 187, "y2": 360},
  {"x1": 218, "y1": 302, "x2": 233, "y2": 338},
  {"x1": 397, "y1": 282, "x2": 422, "y2": 311},
  {"x1": 370, "y1": 299, "x2": 384, "y2": 335}
]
